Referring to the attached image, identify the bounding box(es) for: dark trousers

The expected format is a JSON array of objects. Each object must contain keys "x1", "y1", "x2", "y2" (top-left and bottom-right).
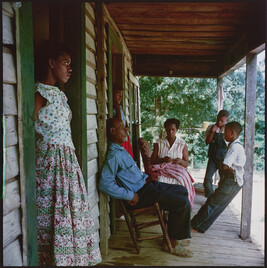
[
  {"x1": 204, "y1": 157, "x2": 222, "y2": 197},
  {"x1": 127, "y1": 181, "x2": 191, "y2": 241},
  {"x1": 191, "y1": 173, "x2": 241, "y2": 233}
]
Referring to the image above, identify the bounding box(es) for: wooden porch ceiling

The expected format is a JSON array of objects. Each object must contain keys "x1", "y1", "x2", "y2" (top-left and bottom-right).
[{"x1": 105, "y1": 1, "x2": 266, "y2": 78}]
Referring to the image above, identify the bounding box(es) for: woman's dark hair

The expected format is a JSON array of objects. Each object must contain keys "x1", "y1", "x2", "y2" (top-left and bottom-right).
[
  {"x1": 164, "y1": 118, "x2": 180, "y2": 129},
  {"x1": 34, "y1": 40, "x2": 71, "y2": 82}
]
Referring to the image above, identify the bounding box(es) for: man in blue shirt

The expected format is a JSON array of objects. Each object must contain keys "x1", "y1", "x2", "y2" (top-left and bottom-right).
[{"x1": 99, "y1": 118, "x2": 193, "y2": 257}]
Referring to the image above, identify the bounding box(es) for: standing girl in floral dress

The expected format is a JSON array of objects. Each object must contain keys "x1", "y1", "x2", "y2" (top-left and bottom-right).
[{"x1": 34, "y1": 41, "x2": 102, "y2": 266}]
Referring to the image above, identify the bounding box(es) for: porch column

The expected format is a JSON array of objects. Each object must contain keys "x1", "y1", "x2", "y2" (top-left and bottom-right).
[
  {"x1": 240, "y1": 53, "x2": 257, "y2": 239},
  {"x1": 217, "y1": 77, "x2": 224, "y2": 113},
  {"x1": 96, "y1": 2, "x2": 109, "y2": 255}
]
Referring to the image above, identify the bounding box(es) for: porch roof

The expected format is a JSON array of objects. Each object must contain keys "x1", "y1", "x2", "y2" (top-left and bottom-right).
[{"x1": 105, "y1": 0, "x2": 265, "y2": 78}]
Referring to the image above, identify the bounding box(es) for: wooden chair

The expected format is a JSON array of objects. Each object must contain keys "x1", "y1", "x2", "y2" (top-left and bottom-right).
[{"x1": 118, "y1": 200, "x2": 172, "y2": 254}]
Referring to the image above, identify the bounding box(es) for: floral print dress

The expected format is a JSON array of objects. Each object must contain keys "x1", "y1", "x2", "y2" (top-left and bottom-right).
[{"x1": 35, "y1": 82, "x2": 102, "y2": 266}]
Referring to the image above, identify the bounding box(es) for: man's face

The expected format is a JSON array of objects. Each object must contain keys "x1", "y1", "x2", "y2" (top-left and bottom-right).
[
  {"x1": 216, "y1": 116, "x2": 228, "y2": 127},
  {"x1": 110, "y1": 119, "x2": 127, "y2": 144}
]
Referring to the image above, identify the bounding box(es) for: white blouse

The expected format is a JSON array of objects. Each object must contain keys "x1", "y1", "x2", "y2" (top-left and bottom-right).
[{"x1": 35, "y1": 82, "x2": 75, "y2": 149}]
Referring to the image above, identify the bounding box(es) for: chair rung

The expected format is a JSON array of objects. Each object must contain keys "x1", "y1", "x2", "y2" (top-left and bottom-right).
[
  {"x1": 137, "y1": 235, "x2": 164, "y2": 241},
  {"x1": 135, "y1": 221, "x2": 160, "y2": 229}
]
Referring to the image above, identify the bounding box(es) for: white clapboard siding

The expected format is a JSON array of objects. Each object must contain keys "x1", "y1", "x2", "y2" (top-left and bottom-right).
[
  {"x1": 3, "y1": 84, "x2": 18, "y2": 115},
  {"x1": 85, "y1": 2, "x2": 95, "y2": 21},
  {"x1": 87, "y1": 114, "x2": 98, "y2": 130},
  {"x1": 3, "y1": 47, "x2": 17, "y2": 84},
  {"x1": 2, "y1": 2, "x2": 14, "y2": 17},
  {"x1": 3, "y1": 208, "x2": 22, "y2": 248},
  {"x1": 86, "y1": 32, "x2": 96, "y2": 53},
  {"x1": 3, "y1": 180, "x2": 21, "y2": 216},
  {"x1": 86, "y1": 81, "x2": 97, "y2": 99},
  {"x1": 3, "y1": 239, "x2": 23, "y2": 266},
  {"x1": 87, "y1": 174, "x2": 99, "y2": 209},
  {"x1": 86, "y1": 99, "x2": 97, "y2": 114},
  {"x1": 2, "y1": 13, "x2": 15, "y2": 45},
  {"x1": 86, "y1": 49, "x2": 96, "y2": 68},
  {"x1": 87, "y1": 143, "x2": 98, "y2": 161},
  {"x1": 5, "y1": 116, "x2": 18, "y2": 147},
  {"x1": 85, "y1": 15, "x2": 96, "y2": 38},
  {"x1": 87, "y1": 129, "x2": 98, "y2": 144},
  {"x1": 87, "y1": 158, "x2": 98, "y2": 179},
  {"x1": 90, "y1": 204, "x2": 100, "y2": 230},
  {"x1": 5, "y1": 145, "x2": 19, "y2": 181}
]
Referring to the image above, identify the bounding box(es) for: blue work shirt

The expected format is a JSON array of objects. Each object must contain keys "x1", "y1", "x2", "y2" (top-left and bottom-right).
[{"x1": 99, "y1": 142, "x2": 148, "y2": 201}]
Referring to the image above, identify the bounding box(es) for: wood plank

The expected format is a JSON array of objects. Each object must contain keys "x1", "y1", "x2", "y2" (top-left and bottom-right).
[
  {"x1": 241, "y1": 53, "x2": 257, "y2": 239},
  {"x1": 3, "y1": 180, "x2": 21, "y2": 216},
  {"x1": 87, "y1": 174, "x2": 99, "y2": 209},
  {"x1": 127, "y1": 41, "x2": 229, "y2": 50},
  {"x1": 87, "y1": 143, "x2": 98, "y2": 161},
  {"x1": 85, "y1": 2, "x2": 95, "y2": 21},
  {"x1": 3, "y1": 46, "x2": 17, "y2": 84},
  {"x1": 122, "y1": 30, "x2": 239, "y2": 39},
  {"x1": 133, "y1": 55, "x2": 219, "y2": 78},
  {"x1": 129, "y1": 71, "x2": 139, "y2": 87},
  {"x1": 5, "y1": 145, "x2": 19, "y2": 180},
  {"x1": 87, "y1": 114, "x2": 98, "y2": 130},
  {"x1": 112, "y1": 14, "x2": 247, "y2": 26},
  {"x1": 85, "y1": 15, "x2": 96, "y2": 38},
  {"x1": 3, "y1": 208, "x2": 22, "y2": 248},
  {"x1": 87, "y1": 158, "x2": 98, "y2": 179},
  {"x1": 16, "y1": 3, "x2": 38, "y2": 265},
  {"x1": 2, "y1": 13, "x2": 15, "y2": 45},
  {"x1": 96, "y1": 2, "x2": 109, "y2": 255},
  {"x1": 106, "y1": 2, "x2": 252, "y2": 14},
  {"x1": 3, "y1": 239, "x2": 23, "y2": 266},
  {"x1": 117, "y1": 23, "x2": 245, "y2": 32},
  {"x1": 86, "y1": 64, "x2": 97, "y2": 82},
  {"x1": 87, "y1": 129, "x2": 98, "y2": 144},
  {"x1": 86, "y1": 48, "x2": 96, "y2": 67},
  {"x1": 3, "y1": 84, "x2": 18, "y2": 115},
  {"x1": 86, "y1": 32, "x2": 96, "y2": 52},
  {"x1": 86, "y1": 81, "x2": 97, "y2": 99},
  {"x1": 5, "y1": 116, "x2": 18, "y2": 147},
  {"x1": 86, "y1": 98, "x2": 97, "y2": 114},
  {"x1": 2, "y1": 2, "x2": 15, "y2": 17}
]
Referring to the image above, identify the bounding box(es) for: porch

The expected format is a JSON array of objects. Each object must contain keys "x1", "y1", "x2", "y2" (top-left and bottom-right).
[{"x1": 99, "y1": 188, "x2": 264, "y2": 266}]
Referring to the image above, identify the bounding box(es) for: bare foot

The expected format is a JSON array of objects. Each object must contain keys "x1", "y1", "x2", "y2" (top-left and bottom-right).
[{"x1": 191, "y1": 226, "x2": 198, "y2": 233}]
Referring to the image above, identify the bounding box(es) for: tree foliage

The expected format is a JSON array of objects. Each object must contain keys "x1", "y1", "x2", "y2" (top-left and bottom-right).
[{"x1": 139, "y1": 55, "x2": 265, "y2": 170}]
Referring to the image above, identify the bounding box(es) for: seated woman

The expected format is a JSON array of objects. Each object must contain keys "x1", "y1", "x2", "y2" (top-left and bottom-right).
[{"x1": 150, "y1": 118, "x2": 195, "y2": 209}]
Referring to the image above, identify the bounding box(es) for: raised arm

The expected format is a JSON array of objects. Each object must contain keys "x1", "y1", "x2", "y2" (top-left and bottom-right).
[
  {"x1": 150, "y1": 143, "x2": 172, "y2": 164},
  {"x1": 205, "y1": 124, "x2": 218, "y2": 144}
]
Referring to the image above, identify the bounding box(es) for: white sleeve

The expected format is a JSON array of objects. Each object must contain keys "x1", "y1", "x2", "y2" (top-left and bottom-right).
[{"x1": 223, "y1": 146, "x2": 238, "y2": 168}]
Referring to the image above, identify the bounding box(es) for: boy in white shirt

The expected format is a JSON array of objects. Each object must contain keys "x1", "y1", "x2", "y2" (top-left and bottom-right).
[{"x1": 191, "y1": 121, "x2": 246, "y2": 233}]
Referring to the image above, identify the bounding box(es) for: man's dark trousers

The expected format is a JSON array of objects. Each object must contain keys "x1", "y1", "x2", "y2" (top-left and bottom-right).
[{"x1": 127, "y1": 180, "x2": 191, "y2": 241}]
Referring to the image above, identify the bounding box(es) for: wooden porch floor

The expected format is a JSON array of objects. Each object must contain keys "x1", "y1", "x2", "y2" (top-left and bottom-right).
[{"x1": 99, "y1": 193, "x2": 264, "y2": 266}]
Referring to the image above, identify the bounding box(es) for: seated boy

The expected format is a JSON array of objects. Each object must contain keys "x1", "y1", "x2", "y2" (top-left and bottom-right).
[
  {"x1": 99, "y1": 118, "x2": 193, "y2": 257},
  {"x1": 191, "y1": 121, "x2": 246, "y2": 233}
]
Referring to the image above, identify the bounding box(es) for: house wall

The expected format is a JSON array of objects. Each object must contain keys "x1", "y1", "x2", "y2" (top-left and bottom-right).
[
  {"x1": 84, "y1": 3, "x2": 141, "y2": 249},
  {"x1": 2, "y1": 2, "x2": 23, "y2": 266}
]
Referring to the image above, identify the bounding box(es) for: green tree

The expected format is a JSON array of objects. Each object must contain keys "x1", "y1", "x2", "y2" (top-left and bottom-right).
[{"x1": 139, "y1": 55, "x2": 265, "y2": 170}]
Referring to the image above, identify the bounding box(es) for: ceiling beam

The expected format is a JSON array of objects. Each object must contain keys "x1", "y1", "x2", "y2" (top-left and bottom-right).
[{"x1": 133, "y1": 55, "x2": 220, "y2": 78}]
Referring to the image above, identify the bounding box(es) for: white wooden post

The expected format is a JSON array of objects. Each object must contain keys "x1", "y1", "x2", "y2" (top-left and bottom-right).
[
  {"x1": 240, "y1": 53, "x2": 257, "y2": 239},
  {"x1": 217, "y1": 77, "x2": 224, "y2": 113}
]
